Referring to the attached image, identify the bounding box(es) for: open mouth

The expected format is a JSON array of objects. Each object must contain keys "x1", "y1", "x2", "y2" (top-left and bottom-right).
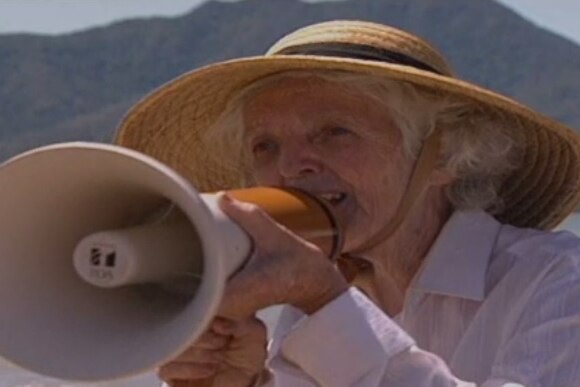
[{"x1": 316, "y1": 192, "x2": 347, "y2": 206}]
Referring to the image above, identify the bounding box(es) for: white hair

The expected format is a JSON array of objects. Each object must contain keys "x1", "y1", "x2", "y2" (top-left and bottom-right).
[{"x1": 201, "y1": 70, "x2": 523, "y2": 214}]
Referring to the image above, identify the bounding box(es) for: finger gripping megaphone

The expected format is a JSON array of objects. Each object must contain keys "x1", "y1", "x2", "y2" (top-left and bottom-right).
[{"x1": 0, "y1": 143, "x2": 342, "y2": 382}]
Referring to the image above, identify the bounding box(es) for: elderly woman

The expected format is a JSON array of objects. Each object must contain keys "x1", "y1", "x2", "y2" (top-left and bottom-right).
[{"x1": 116, "y1": 21, "x2": 580, "y2": 386}]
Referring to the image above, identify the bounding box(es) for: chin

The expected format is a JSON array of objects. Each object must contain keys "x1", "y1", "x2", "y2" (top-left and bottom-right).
[
  {"x1": 339, "y1": 216, "x2": 387, "y2": 257},
  {"x1": 340, "y1": 225, "x2": 366, "y2": 254}
]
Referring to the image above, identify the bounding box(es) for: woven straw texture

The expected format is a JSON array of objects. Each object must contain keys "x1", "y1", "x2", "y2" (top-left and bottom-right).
[{"x1": 116, "y1": 20, "x2": 580, "y2": 230}]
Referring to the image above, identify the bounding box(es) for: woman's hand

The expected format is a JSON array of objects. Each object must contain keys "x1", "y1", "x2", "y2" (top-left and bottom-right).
[
  {"x1": 160, "y1": 193, "x2": 348, "y2": 386},
  {"x1": 159, "y1": 316, "x2": 267, "y2": 387},
  {"x1": 218, "y1": 193, "x2": 349, "y2": 319}
]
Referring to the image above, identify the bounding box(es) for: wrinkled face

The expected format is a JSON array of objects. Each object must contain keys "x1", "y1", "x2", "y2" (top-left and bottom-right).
[{"x1": 242, "y1": 76, "x2": 415, "y2": 251}]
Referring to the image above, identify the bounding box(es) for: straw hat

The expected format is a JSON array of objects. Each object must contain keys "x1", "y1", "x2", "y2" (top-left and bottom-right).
[{"x1": 116, "y1": 20, "x2": 580, "y2": 230}]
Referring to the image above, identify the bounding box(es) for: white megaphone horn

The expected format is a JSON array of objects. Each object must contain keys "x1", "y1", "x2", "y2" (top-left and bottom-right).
[{"x1": 0, "y1": 142, "x2": 343, "y2": 382}]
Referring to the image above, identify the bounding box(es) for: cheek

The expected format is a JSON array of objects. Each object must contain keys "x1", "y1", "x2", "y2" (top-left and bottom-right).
[
  {"x1": 251, "y1": 168, "x2": 281, "y2": 186},
  {"x1": 351, "y1": 147, "x2": 412, "y2": 213}
]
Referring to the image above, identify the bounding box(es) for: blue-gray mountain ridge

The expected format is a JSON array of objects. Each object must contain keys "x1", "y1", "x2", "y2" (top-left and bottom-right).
[{"x1": 0, "y1": 0, "x2": 579, "y2": 159}]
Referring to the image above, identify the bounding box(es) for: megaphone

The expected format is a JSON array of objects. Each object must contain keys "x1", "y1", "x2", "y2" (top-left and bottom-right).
[{"x1": 0, "y1": 142, "x2": 342, "y2": 382}]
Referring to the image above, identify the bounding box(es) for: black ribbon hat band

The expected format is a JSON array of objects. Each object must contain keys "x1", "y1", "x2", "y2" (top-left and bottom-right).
[{"x1": 278, "y1": 42, "x2": 443, "y2": 75}]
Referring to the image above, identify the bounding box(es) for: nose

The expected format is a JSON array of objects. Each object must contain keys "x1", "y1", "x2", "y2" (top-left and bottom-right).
[{"x1": 277, "y1": 142, "x2": 323, "y2": 180}]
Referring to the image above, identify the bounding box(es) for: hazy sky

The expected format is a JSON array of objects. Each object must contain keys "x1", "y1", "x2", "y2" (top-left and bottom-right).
[{"x1": 0, "y1": 0, "x2": 579, "y2": 46}]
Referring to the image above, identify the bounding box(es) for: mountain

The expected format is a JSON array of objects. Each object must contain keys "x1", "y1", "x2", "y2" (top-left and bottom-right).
[{"x1": 1, "y1": 0, "x2": 580, "y2": 159}]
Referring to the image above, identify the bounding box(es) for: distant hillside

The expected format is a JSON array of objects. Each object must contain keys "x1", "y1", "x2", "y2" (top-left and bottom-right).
[{"x1": 1, "y1": 0, "x2": 580, "y2": 159}]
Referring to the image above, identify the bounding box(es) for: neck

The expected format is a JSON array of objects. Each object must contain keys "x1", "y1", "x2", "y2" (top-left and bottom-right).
[{"x1": 351, "y1": 190, "x2": 451, "y2": 316}]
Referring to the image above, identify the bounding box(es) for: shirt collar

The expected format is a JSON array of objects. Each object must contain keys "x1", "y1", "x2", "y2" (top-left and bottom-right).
[{"x1": 412, "y1": 210, "x2": 501, "y2": 301}]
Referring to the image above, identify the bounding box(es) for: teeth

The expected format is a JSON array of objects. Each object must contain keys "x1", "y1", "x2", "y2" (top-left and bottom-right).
[{"x1": 318, "y1": 193, "x2": 344, "y2": 202}]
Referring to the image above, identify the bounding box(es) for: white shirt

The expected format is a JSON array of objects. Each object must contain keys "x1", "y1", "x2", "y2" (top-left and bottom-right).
[{"x1": 262, "y1": 211, "x2": 580, "y2": 387}]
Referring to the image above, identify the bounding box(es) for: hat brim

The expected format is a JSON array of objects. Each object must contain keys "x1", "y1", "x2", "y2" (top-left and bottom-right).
[{"x1": 115, "y1": 55, "x2": 580, "y2": 230}]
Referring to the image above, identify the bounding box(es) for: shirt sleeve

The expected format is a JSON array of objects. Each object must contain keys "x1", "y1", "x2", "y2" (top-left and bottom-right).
[
  {"x1": 263, "y1": 288, "x2": 525, "y2": 387},
  {"x1": 278, "y1": 287, "x2": 413, "y2": 386}
]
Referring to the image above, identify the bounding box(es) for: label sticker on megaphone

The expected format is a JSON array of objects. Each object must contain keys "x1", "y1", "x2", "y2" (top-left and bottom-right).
[
  {"x1": 0, "y1": 142, "x2": 343, "y2": 382},
  {"x1": 73, "y1": 204, "x2": 204, "y2": 289}
]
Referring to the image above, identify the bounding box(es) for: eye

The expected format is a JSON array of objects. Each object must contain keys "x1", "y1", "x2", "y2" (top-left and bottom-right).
[
  {"x1": 326, "y1": 126, "x2": 352, "y2": 136},
  {"x1": 251, "y1": 138, "x2": 278, "y2": 157}
]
